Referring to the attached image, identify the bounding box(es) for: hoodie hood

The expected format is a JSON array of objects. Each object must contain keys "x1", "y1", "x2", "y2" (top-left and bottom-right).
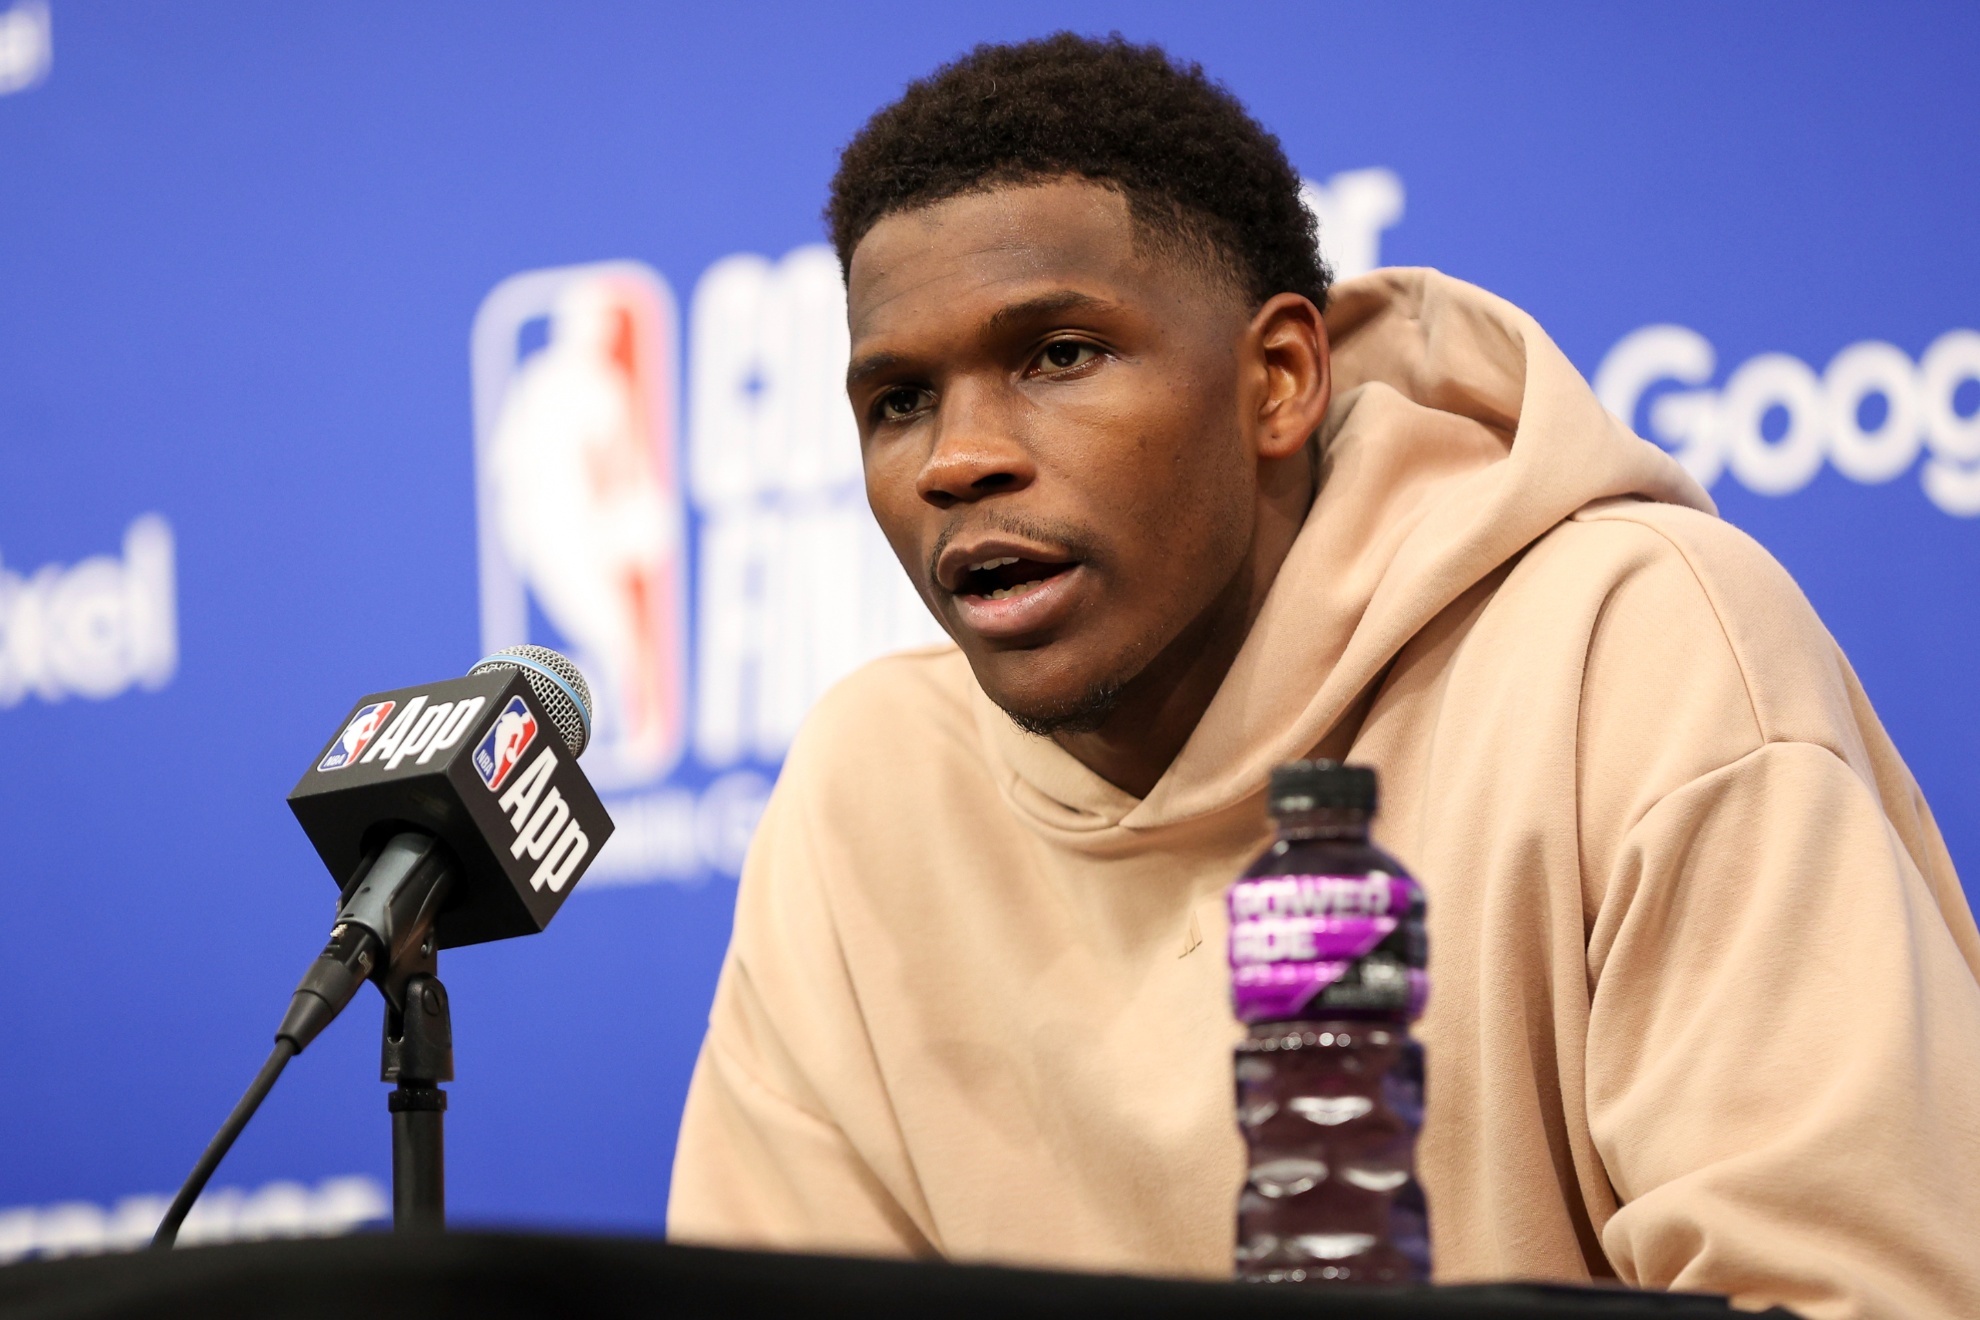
[{"x1": 975, "y1": 267, "x2": 1714, "y2": 835}]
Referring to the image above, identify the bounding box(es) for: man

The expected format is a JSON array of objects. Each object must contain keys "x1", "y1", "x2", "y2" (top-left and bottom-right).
[{"x1": 669, "y1": 34, "x2": 1980, "y2": 1319}]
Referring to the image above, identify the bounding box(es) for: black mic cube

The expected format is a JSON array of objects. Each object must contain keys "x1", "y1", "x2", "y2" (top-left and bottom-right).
[{"x1": 288, "y1": 669, "x2": 615, "y2": 948}]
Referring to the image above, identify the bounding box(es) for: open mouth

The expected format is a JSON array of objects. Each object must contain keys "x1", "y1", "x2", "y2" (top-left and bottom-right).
[{"x1": 956, "y1": 555, "x2": 1077, "y2": 601}]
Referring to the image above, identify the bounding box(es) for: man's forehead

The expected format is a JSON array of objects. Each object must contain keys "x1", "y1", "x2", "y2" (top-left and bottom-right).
[{"x1": 845, "y1": 181, "x2": 1156, "y2": 340}]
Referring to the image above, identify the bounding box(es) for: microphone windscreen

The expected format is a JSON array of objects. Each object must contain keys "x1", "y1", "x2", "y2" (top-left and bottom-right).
[{"x1": 468, "y1": 645, "x2": 594, "y2": 757}]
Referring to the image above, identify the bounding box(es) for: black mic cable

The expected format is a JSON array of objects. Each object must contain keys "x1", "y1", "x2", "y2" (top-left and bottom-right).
[
  {"x1": 150, "y1": 1040, "x2": 297, "y2": 1248},
  {"x1": 151, "y1": 833, "x2": 451, "y2": 1247},
  {"x1": 151, "y1": 912, "x2": 393, "y2": 1248}
]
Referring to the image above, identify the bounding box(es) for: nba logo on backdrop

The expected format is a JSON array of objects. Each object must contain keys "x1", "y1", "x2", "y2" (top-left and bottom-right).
[
  {"x1": 318, "y1": 700, "x2": 394, "y2": 771},
  {"x1": 472, "y1": 248, "x2": 948, "y2": 885},
  {"x1": 470, "y1": 263, "x2": 688, "y2": 790}
]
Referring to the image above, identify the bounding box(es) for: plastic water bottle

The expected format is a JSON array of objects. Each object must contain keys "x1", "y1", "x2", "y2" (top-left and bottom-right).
[{"x1": 1228, "y1": 761, "x2": 1429, "y2": 1284}]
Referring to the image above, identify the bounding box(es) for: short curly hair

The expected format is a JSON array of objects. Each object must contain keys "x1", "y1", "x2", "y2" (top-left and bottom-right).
[{"x1": 826, "y1": 33, "x2": 1330, "y2": 311}]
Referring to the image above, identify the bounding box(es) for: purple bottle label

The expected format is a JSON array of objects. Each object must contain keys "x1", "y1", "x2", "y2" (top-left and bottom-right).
[{"x1": 1228, "y1": 873, "x2": 1426, "y2": 1022}]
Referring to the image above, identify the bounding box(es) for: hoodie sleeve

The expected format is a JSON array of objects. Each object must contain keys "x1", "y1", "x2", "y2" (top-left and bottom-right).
[
  {"x1": 1585, "y1": 739, "x2": 1980, "y2": 1320},
  {"x1": 667, "y1": 763, "x2": 936, "y2": 1258}
]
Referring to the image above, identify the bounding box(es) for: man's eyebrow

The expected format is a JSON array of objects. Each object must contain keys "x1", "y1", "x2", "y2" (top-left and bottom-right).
[
  {"x1": 981, "y1": 288, "x2": 1117, "y2": 335},
  {"x1": 846, "y1": 350, "x2": 910, "y2": 389},
  {"x1": 847, "y1": 290, "x2": 1119, "y2": 389}
]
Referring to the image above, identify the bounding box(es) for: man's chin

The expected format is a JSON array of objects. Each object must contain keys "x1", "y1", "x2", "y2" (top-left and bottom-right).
[{"x1": 992, "y1": 677, "x2": 1127, "y2": 738}]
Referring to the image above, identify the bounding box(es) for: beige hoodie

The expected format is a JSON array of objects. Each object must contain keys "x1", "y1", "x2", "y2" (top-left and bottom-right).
[{"x1": 668, "y1": 269, "x2": 1980, "y2": 1320}]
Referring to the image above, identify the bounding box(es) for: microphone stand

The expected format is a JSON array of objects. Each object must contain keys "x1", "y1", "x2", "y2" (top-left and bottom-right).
[{"x1": 379, "y1": 932, "x2": 451, "y2": 1231}]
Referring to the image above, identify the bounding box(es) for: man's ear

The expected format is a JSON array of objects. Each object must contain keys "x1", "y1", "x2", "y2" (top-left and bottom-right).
[{"x1": 1249, "y1": 293, "x2": 1331, "y2": 462}]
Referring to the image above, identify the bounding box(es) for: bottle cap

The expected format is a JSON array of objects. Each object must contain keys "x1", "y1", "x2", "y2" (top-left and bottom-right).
[{"x1": 1268, "y1": 760, "x2": 1377, "y2": 815}]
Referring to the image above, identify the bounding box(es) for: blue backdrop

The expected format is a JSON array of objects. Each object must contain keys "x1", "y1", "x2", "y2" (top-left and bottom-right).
[{"x1": 2, "y1": 1, "x2": 1976, "y2": 1253}]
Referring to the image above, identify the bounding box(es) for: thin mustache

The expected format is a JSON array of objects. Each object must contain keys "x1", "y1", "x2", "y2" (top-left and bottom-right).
[{"x1": 926, "y1": 513, "x2": 1094, "y2": 589}]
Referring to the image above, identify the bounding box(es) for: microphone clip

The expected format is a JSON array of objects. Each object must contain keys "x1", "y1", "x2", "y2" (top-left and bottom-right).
[
  {"x1": 380, "y1": 942, "x2": 453, "y2": 1089},
  {"x1": 371, "y1": 871, "x2": 452, "y2": 1231},
  {"x1": 381, "y1": 956, "x2": 452, "y2": 1232}
]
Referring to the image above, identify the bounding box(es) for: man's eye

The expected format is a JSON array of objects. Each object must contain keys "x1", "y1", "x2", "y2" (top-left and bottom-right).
[
  {"x1": 1037, "y1": 341, "x2": 1098, "y2": 372},
  {"x1": 878, "y1": 387, "x2": 925, "y2": 420}
]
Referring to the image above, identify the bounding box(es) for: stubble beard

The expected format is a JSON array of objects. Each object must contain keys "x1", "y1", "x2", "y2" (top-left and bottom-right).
[{"x1": 998, "y1": 674, "x2": 1128, "y2": 738}]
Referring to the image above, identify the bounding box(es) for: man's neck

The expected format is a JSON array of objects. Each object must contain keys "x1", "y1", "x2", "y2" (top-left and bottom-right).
[
  {"x1": 1053, "y1": 460, "x2": 1314, "y2": 799},
  {"x1": 1050, "y1": 585, "x2": 1255, "y2": 799}
]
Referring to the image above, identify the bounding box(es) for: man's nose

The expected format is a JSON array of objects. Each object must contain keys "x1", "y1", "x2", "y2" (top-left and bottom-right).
[{"x1": 915, "y1": 383, "x2": 1034, "y2": 509}]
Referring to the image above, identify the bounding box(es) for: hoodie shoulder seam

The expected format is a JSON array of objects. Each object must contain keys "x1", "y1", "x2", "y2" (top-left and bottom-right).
[
  {"x1": 1569, "y1": 506, "x2": 1769, "y2": 744},
  {"x1": 1590, "y1": 738, "x2": 1861, "y2": 983}
]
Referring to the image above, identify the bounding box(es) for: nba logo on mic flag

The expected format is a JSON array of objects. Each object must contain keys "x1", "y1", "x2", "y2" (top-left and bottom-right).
[
  {"x1": 318, "y1": 701, "x2": 395, "y2": 771},
  {"x1": 474, "y1": 696, "x2": 539, "y2": 792},
  {"x1": 470, "y1": 261, "x2": 688, "y2": 794}
]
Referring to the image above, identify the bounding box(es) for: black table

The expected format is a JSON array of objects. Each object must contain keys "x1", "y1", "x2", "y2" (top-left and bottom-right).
[{"x1": 0, "y1": 1233, "x2": 1800, "y2": 1320}]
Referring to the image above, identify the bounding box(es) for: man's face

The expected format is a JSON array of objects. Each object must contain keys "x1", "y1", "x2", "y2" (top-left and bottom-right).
[{"x1": 845, "y1": 178, "x2": 1274, "y2": 733}]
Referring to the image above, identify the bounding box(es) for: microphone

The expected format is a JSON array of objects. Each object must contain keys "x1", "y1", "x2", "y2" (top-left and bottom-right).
[
  {"x1": 152, "y1": 645, "x2": 614, "y2": 1247},
  {"x1": 276, "y1": 644, "x2": 612, "y2": 1052}
]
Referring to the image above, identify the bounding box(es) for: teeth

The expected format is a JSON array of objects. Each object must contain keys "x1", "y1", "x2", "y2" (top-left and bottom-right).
[
  {"x1": 984, "y1": 580, "x2": 1046, "y2": 601},
  {"x1": 972, "y1": 556, "x2": 1020, "y2": 572}
]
